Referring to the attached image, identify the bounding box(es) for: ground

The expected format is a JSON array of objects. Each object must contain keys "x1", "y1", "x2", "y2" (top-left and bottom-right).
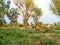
[{"x1": 0, "y1": 28, "x2": 60, "y2": 45}]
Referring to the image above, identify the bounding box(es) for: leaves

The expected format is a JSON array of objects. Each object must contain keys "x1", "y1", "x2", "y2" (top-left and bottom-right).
[
  {"x1": 33, "y1": 7, "x2": 41, "y2": 16},
  {"x1": 0, "y1": 0, "x2": 10, "y2": 25},
  {"x1": 8, "y1": 8, "x2": 19, "y2": 24},
  {"x1": 25, "y1": 0, "x2": 33, "y2": 7},
  {"x1": 51, "y1": 0, "x2": 60, "y2": 16}
]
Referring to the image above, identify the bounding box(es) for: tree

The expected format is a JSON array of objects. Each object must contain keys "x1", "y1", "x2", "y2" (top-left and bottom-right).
[
  {"x1": 14, "y1": 0, "x2": 34, "y2": 29},
  {"x1": 0, "y1": 0, "x2": 10, "y2": 26},
  {"x1": 51, "y1": 0, "x2": 60, "y2": 16},
  {"x1": 8, "y1": 8, "x2": 19, "y2": 25},
  {"x1": 32, "y1": 7, "x2": 41, "y2": 30},
  {"x1": 14, "y1": 0, "x2": 41, "y2": 29},
  {"x1": 0, "y1": 18, "x2": 6, "y2": 26}
]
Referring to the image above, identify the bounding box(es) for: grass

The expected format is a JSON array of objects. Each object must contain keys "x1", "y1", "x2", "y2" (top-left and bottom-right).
[{"x1": 0, "y1": 28, "x2": 60, "y2": 45}]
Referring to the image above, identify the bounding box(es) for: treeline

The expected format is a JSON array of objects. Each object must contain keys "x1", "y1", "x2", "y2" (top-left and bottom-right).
[
  {"x1": 0, "y1": 0, "x2": 60, "y2": 30},
  {"x1": 0, "y1": 0, "x2": 42, "y2": 30}
]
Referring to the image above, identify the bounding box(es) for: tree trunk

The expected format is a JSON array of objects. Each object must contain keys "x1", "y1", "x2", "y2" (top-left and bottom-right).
[
  {"x1": 32, "y1": 16, "x2": 37, "y2": 30},
  {"x1": 23, "y1": 8, "x2": 29, "y2": 30},
  {"x1": 32, "y1": 17, "x2": 37, "y2": 30},
  {"x1": 35, "y1": 22, "x2": 37, "y2": 30},
  {"x1": 24, "y1": 16, "x2": 28, "y2": 30}
]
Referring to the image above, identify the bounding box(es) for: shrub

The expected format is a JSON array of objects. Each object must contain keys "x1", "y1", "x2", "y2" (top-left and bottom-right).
[
  {"x1": 0, "y1": 29, "x2": 59, "y2": 45},
  {"x1": 40, "y1": 37, "x2": 57, "y2": 45},
  {"x1": 19, "y1": 24, "x2": 23, "y2": 27}
]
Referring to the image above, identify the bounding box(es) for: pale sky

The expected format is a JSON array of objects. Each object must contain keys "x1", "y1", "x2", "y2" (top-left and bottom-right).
[
  {"x1": 34, "y1": 0, "x2": 60, "y2": 24},
  {"x1": 5, "y1": 0, "x2": 60, "y2": 24}
]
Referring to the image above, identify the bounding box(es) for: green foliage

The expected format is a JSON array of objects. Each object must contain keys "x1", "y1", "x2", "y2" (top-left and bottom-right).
[
  {"x1": 25, "y1": 0, "x2": 33, "y2": 7},
  {"x1": 33, "y1": 7, "x2": 41, "y2": 16},
  {"x1": 0, "y1": 20, "x2": 3, "y2": 26},
  {"x1": 0, "y1": 0, "x2": 10, "y2": 17},
  {"x1": 51, "y1": 0, "x2": 60, "y2": 16},
  {"x1": 19, "y1": 24, "x2": 23, "y2": 27},
  {"x1": 14, "y1": 0, "x2": 41, "y2": 27},
  {"x1": 0, "y1": 0, "x2": 10, "y2": 26},
  {"x1": 0, "y1": 29, "x2": 59, "y2": 45},
  {"x1": 52, "y1": 22, "x2": 60, "y2": 30},
  {"x1": 0, "y1": 19, "x2": 6, "y2": 26},
  {"x1": 36, "y1": 22, "x2": 42, "y2": 26},
  {"x1": 31, "y1": 33, "x2": 44, "y2": 40},
  {"x1": 32, "y1": 7, "x2": 41, "y2": 28},
  {"x1": 40, "y1": 37, "x2": 57, "y2": 45},
  {"x1": 8, "y1": 8, "x2": 19, "y2": 24}
]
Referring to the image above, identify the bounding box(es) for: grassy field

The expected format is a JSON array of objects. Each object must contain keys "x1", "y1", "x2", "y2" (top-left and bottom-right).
[{"x1": 0, "y1": 28, "x2": 60, "y2": 45}]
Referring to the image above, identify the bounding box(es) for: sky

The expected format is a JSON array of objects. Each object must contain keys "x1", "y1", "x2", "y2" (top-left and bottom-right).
[{"x1": 5, "y1": 0, "x2": 60, "y2": 24}]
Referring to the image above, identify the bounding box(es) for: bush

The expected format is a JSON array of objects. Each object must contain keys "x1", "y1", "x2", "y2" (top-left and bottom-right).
[
  {"x1": 40, "y1": 37, "x2": 57, "y2": 45},
  {"x1": 19, "y1": 24, "x2": 23, "y2": 27},
  {"x1": 0, "y1": 29, "x2": 59, "y2": 45},
  {"x1": 52, "y1": 23, "x2": 60, "y2": 30}
]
